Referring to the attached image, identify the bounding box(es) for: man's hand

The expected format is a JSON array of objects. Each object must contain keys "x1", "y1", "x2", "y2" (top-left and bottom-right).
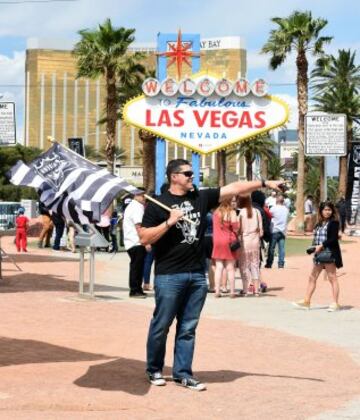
[
  {"x1": 167, "y1": 209, "x2": 185, "y2": 227},
  {"x1": 266, "y1": 180, "x2": 287, "y2": 192}
]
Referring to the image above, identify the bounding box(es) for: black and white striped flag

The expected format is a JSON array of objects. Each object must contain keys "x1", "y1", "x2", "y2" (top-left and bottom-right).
[{"x1": 7, "y1": 142, "x2": 142, "y2": 224}]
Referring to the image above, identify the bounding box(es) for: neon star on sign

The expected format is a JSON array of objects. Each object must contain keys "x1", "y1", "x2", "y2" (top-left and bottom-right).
[{"x1": 156, "y1": 29, "x2": 200, "y2": 80}]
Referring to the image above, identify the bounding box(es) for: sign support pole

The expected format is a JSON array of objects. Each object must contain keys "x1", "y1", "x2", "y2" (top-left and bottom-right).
[
  {"x1": 155, "y1": 33, "x2": 201, "y2": 193},
  {"x1": 324, "y1": 156, "x2": 328, "y2": 200}
]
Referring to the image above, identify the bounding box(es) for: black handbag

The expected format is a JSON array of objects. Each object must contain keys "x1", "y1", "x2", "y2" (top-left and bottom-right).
[
  {"x1": 314, "y1": 248, "x2": 335, "y2": 264},
  {"x1": 228, "y1": 220, "x2": 241, "y2": 252},
  {"x1": 229, "y1": 240, "x2": 241, "y2": 252}
]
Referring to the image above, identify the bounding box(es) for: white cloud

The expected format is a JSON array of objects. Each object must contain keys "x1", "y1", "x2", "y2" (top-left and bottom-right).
[
  {"x1": 0, "y1": 0, "x2": 357, "y2": 41},
  {"x1": 0, "y1": 0, "x2": 358, "y2": 145},
  {"x1": 0, "y1": 50, "x2": 25, "y2": 85}
]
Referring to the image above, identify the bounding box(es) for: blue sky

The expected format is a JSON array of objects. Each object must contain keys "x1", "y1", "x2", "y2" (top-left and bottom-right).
[{"x1": 0, "y1": 0, "x2": 359, "y2": 175}]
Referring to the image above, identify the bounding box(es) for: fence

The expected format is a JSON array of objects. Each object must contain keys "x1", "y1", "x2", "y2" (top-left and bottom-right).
[{"x1": 0, "y1": 202, "x2": 21, "y2": 230}]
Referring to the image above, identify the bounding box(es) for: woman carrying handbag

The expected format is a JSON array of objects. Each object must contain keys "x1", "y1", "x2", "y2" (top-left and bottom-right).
[
  {"x1": 212, "y1": 196, "x2": 240, "y2": 298},
  {"x1": 293, "y1": 200, "x2": 343, "y2": 312}
]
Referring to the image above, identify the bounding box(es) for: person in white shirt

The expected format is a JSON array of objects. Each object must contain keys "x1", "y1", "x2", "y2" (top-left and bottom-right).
[
  {"x1": 304, "y1": 195, "x2": 314, "y2": 232},
  {"x1": 265, "y1": 191, "x2": 277, "y2": 209},
  {"x1": 284, "y1": 194, "x2": 292, "y2": 211},
  {"x1": 265, "y1": 195, "x2": 289, "y2": 268},
  {"x1": 123, "y1": 191, "x2": 147, "y2": 298}
]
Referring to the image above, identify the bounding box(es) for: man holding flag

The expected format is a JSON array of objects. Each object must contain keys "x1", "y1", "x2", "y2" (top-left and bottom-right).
[{"x1": 140, "y1": 158, "x2": 284, "y2": 391}]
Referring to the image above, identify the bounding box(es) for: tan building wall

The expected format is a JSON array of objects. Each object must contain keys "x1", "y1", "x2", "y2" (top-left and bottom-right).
[{"x1": 25, "y1": 37, "x2": 247, "y2": 178}]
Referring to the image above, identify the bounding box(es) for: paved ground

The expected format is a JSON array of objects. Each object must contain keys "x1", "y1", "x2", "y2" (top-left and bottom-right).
[{"x1": 0, "y1": 234, "x2": 359, "y2": 419}]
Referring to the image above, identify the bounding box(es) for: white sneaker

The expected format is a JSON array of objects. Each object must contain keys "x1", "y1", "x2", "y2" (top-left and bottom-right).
[
  {"x1": 292, "y1": 300, "x2": 310, "y2": 310},
  {"x1": 174, "y1": 377, "x2": 207, "y2": 391},
  {"x1": 327, "y1": 303, "x2": 341, "y2": 312},
  {"x1": 147, "y1": 371, "x2": 166, "y2": 386}
]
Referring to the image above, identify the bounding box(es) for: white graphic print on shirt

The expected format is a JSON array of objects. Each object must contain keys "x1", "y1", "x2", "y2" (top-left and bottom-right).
[{"x1": 172, "y1": 200, "x2": 200, "y2": 244}]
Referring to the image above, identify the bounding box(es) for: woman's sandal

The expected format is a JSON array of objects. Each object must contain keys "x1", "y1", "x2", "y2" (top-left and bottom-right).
[
  {"x1": 220, "y1": 288, "x2": 229, "y2": 294},
  {"x1": 214, "y1": 293, "x2": 222, "y2": 298},
  {"x1": 230, "y1": 293, "x2": 240, "y2": 298}
]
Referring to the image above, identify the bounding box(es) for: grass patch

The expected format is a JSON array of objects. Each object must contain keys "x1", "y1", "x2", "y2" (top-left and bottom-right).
[
  {"x1": 285, "y1": 237, "x2": 354, "y2": 256},
  {"x1": 285, "y1": 237, "x2": 313, "y2": 256}
]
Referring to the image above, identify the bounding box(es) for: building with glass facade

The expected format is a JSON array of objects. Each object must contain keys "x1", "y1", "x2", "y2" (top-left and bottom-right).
[{"x1": 25, "y1": 36, "x2": 247, "y2": 178}]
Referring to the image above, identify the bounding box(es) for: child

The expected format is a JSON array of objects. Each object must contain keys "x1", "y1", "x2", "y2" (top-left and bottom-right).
[{"x1": 15, "y1": 207, "x2": 29, "y2": 252}]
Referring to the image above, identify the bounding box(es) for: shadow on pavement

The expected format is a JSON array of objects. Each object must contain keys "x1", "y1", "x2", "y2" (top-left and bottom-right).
[
  {"x1": 74, "y1": 358, "x2": 324, "y2": 395},
  {"x1": 0, "y1": 272, "x2": 79, "y2": 293},
  {"x1": 0, "y1": 337, "x2": 111, "y2": 367},
  {"x1": 266, "y1": 287, "x2": 284, "y2": 292},
  {"x1": 0, "y1": 271, "x2": 125, "y2": 294},
  {"x1": 74, "y1": 358, "x2": 151, "y2": 395},
  {"x1": 4, "y1": 253, "x2": 79, "y2": 263}
]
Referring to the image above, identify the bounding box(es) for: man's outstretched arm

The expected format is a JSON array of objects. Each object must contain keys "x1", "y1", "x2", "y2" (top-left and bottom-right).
[{"x1": 220, "y1": 179, "x2": 285, "y2": 200}]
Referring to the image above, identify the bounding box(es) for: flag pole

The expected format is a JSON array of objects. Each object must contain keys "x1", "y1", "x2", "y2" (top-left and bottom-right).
[
  {"x1": 144, "y1": 194, "x2": 195, "y2": 225},
  {"x1": 47, "y1": 137, "x2": 195, "y2": 225}
]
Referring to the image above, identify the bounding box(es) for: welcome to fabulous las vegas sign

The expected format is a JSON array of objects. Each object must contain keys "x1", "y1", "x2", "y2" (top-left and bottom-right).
[{"x1": 123, "y1": 72, "x2": 289, "y2": 155}]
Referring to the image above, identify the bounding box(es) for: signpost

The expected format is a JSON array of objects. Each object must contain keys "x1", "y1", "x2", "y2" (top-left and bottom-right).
[
  {"x1": 0, "y1": 102, "x2": 16, "y2": 145},
  {"x1": 125, "y1": 74, "x2": 288, "y2": 155},
  {"x1": 305, "y1": 113, "x2": 347, "y2": 199},
  {"x1": 305, "y1": 113, "x2": 347, "y2": 156},
  {"x1": 68, "y1": 137, "x2": 85, "y2": 156},
  {"x1": 123, "y1": 30, "x2": 289, "y2": 192},
  {"x1": 346, "y1": 142, "x2": 360, "y2": 236}
]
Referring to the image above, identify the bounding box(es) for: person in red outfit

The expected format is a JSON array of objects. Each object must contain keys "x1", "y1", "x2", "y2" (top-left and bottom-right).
[
  {"x1": 212, "y1": 196, "x2": 240, "y2": 298},
  {"x1": 15, "y1": 207, "x2": 29, "y2": 252}
]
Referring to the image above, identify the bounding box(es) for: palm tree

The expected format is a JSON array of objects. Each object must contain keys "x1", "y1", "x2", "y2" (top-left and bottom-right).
[
  {"x1": 216, "y1": 151, "x2": 226, "y2": 186},
  {"x1": 138, "y1": 130, "x2": 156, "y2": 192},
  {"x1": 267, "y1": 156, "x2": 286, "y2": 180},
  {"x1": 311, "y1": 49, "x2": 360, "y2": 197},
  {"x1": 84, "y1": 145, "x2": 100, "y2": 161},
  {"x1": 262, "y1": 10, "x2": 332, "y2": 232},
  {"x1": 85, "y1": 144, "x2": 127, "y2": 167},
  {"x1": 304, "y1": 166, "x2": 321, "y2": 205},
  {"x1": 74, "y1": 19, "x2": 145, "y2": 173},
  {"x1": 227, "y1": 134, "x2": 276, "y2": 180}
]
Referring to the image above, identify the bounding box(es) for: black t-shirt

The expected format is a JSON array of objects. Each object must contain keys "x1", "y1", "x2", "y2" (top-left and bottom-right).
[{"x1": 142, "y1": 188, "x2": 220, "y2": 275}]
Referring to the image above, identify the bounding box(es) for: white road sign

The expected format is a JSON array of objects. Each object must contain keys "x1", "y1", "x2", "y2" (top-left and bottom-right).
[
  {"x1": 305, "y1": 113, "x2": 346, "y2": 156},
  {"x1": 0, "y1": 102, "x2": 16, "y2": 145}
]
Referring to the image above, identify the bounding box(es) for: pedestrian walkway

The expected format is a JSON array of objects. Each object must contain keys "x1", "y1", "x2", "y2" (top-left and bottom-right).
[{"x1": 0, "y1": 235, "x2": 359, "y2": 419}]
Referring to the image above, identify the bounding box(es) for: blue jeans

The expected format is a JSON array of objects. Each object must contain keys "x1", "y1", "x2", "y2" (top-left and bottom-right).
[
  {"x1": 143, "y1": 250, "x2": 154, "y2": 285},
  {"x1": 266, "y1": 231, "x2": 286, "y2": 268},
  {"x1": 146, "y1": 271, "x2": 208, "y2": 379}
]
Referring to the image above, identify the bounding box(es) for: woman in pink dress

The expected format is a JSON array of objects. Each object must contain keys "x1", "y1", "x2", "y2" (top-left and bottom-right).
[
  {"x1": 212, "y1": 197, "x2": 240, "y2": 298},
  {"x1": 238, "y1": 195, "x2": 263, "y2": 296}
]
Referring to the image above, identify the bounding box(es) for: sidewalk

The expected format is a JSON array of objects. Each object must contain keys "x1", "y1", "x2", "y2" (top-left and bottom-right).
[{"x1": 0, "y1": 235, "x2": 359, "y2": 419}]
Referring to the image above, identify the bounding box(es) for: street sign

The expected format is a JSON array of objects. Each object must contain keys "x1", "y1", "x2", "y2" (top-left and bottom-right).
[
  {"x1": 0, "y1": 102, "x2": 16, "y2": 145},
  {"x1": 280, "y1": 142, "x2": 298, "y2": 159},
  {"x1": 124, "y1": 72, "x2": 289, "y2": 155},
  {"x1": 305, "y1": 113, "x2": 347, "y2": 156},
  {"x1": 68, "y1": 137, "x2": 85, "y2": 156}
]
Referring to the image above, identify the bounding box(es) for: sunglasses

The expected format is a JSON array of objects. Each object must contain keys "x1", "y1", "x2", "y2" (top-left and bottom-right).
[{"x1": 174, "y1": 171, "x2": 194, "y2": 178}]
